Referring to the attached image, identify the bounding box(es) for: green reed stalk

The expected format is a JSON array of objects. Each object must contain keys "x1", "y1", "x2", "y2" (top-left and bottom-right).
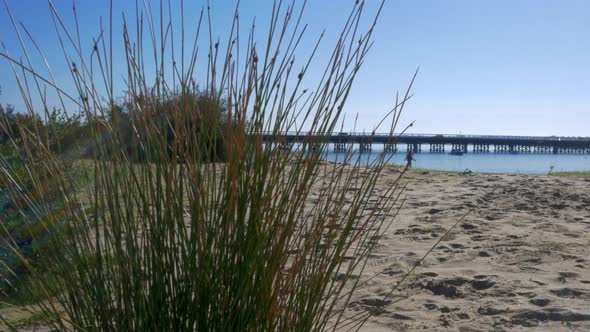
[{"x1": 0, "y1": 0, "x2": 414, "y2": 330}]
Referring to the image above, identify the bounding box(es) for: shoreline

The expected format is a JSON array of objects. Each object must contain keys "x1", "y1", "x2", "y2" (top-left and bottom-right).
[
  {"x1": 383, "y1": 163, "x2": 590, "y2": 177},
  {"x1": 322, "y1": 150, "x2": 590, "y2": 175}
]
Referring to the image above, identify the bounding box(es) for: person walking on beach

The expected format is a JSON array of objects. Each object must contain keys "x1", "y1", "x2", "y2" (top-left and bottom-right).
[{"x1": 405, "y1": 149, "x2": 415, "y2": 168}]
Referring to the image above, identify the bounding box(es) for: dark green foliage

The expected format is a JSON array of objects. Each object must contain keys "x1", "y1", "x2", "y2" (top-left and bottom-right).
[
  {"x1": 0, "y1": 141, "x2": 43, "y2": 302},
  {"x1": 0, "y1": 105, "x2": 86, "y2": 302},
  {"x1": 88, "y1": 91, "x2": 230, "y2": 163},
  {"x1": 1, "y1": 104, "x2": 87, "y2": 156}
]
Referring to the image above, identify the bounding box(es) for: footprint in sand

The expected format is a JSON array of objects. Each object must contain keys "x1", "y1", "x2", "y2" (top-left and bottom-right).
[
  {"x1": 511, "y1": 309, "x2": 590, "y2": 327},
  {"x1": 557, "y1": 271, "x2": 580, "y2": 283},
  {"x1": 460, "y1": 222, "x2": 483, "y2": 235},
  {"x1": 460, "y1": 223, "x2": 477, "y2": 230},
  {"x1": 549, "y1": 288, "x2": 590, "y2": 300},
  {"x1": 423, "y1": 303, "x2": 438, "y2": 311},
  {"x1": 477, "y1": 251, "x2": 492, "y2": 258},
  {"x1": 449, "y1": 243, "x2": 466, "y2": 249},
  {"x1": 470, "y1": 234, "x2": 487, "y2": 242},
  {"x1": 529, "y1": 298, "x2": 550, "y2": 307}
]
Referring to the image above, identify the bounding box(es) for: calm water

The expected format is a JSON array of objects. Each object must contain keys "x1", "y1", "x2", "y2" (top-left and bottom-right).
[{"x1": 322, "y1": 145, "x2": 590, "y2": 174}]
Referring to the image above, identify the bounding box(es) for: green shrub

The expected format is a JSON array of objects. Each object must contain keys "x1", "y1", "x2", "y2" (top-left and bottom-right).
[{"x1": 87, "y1": 91, "x2": 230, "y2": 163}]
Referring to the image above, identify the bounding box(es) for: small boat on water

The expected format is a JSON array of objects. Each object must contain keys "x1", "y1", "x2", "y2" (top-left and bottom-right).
[{"x1": 449, "y1": 149, "x2": 464, "y2": 156}]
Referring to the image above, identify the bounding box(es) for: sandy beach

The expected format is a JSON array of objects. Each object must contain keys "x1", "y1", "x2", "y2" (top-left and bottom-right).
[
  {"x1": 341, "y1": 169, "x2": 590, "y2": 331},
  {"x1": 2, "y1": 168, "x2": 588, "y2": 331}
]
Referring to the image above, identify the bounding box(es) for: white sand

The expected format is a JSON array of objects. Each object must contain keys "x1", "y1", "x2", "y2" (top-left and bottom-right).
[{"x1": 341, "y1": 170, "x2": 590, "y2": 331}]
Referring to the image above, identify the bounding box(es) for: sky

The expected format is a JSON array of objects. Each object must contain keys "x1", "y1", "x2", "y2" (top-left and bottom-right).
[{"x1": 1, "y1": 0, "x2": 589, "y2": 137}]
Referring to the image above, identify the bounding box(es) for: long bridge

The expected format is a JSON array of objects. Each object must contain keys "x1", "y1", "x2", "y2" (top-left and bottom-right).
[{"x1": 262, "y1": 132, "x2": 590, "y2": 154}]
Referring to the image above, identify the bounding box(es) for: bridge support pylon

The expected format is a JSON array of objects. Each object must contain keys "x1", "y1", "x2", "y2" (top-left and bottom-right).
[
  {"x1": 359, "y1": 142, "x2": 372, "y2": 153},
  {"x1": 494, "y1": 144, "x2": 510, "y2": 153},
  {"x1": 430, "y1": 143, "x2": 445, "y2": 153},
  {"x1": 384, "y1": 143, "x2": 397, "y2": 153},
  {"x1": 451, "y1": 143, "x2": 467, "y2": 152},
  {"x1": 408, "y1": 143, "x2": 421, "y2": 153},
  {"x1": 334, "y1": 142, "x2": 348, "y2": 152},
  {"x1": 473, "y1": 144, "x2": 489, "y2": 153},
  {"x1": 279, "y1": 142, "x2": 293, "y2": 151}
]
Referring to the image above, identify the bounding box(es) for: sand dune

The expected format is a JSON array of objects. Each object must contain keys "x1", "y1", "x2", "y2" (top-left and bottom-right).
[{"x1": 343, "y1": 170, "x2": 590, "y2": 331}]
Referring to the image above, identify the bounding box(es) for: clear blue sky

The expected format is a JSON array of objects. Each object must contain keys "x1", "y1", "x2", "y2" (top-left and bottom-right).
[{"x1": 1, "y1": 1, "x2": 588, "y2": 136}]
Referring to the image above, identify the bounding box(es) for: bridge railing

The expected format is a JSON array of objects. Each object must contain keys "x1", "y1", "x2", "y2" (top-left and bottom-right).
[{"x1": 261, "y1": 131, "x2": 590, "y2": 142}]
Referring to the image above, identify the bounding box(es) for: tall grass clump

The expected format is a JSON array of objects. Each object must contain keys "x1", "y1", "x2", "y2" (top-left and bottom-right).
[{"x1": 1, "y1": 0, "x2": 414, "y2": 330}]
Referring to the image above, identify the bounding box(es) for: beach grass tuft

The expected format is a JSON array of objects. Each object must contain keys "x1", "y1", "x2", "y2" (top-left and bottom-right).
[{"x1": 0, "y1": 0, "x2": 417, "y2": 330}]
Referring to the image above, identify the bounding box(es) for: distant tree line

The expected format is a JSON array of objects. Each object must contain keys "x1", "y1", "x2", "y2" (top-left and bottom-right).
[{"x1": 1, "y1": 90, "x2": 231, "y2": 160}]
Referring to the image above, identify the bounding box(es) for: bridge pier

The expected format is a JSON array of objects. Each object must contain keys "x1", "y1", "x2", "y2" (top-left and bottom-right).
[
  {"x1": 494, "y1": 144, "x2": 509, "y2": 153},
  {"x1": 334, "y1": 142, "x2": 348, "y2": 152},
  {"x1": 430, "y1": 143, "x2": 445, "y2": 153},
  {"x1": 511, "y1": 144, "x2": 531, "y2": 152},
  {"x1": 473, "y1": 144, "x2": 489, "y2": 153},
  {"x1": 359, "y1": 142, "x2": 372, "y2": 153},
  {"x1": 451, "y1": 143, "x2": 467, "y2": 152},
  {"x1": 555, "y1": 146, "x2": 587, "y2": 154},
  {"x1": 533, "y1": 145, "x2": 550, "y2": 153},
  {"x1": 408, "y1": 143, "x2": 421, "y2": 153},
  {"x1": 279, "y1": 142, "x2": 293, "y2": 151},
  {"x1": 384, "y1": 143, "x2": 397, "y2": 153}
]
